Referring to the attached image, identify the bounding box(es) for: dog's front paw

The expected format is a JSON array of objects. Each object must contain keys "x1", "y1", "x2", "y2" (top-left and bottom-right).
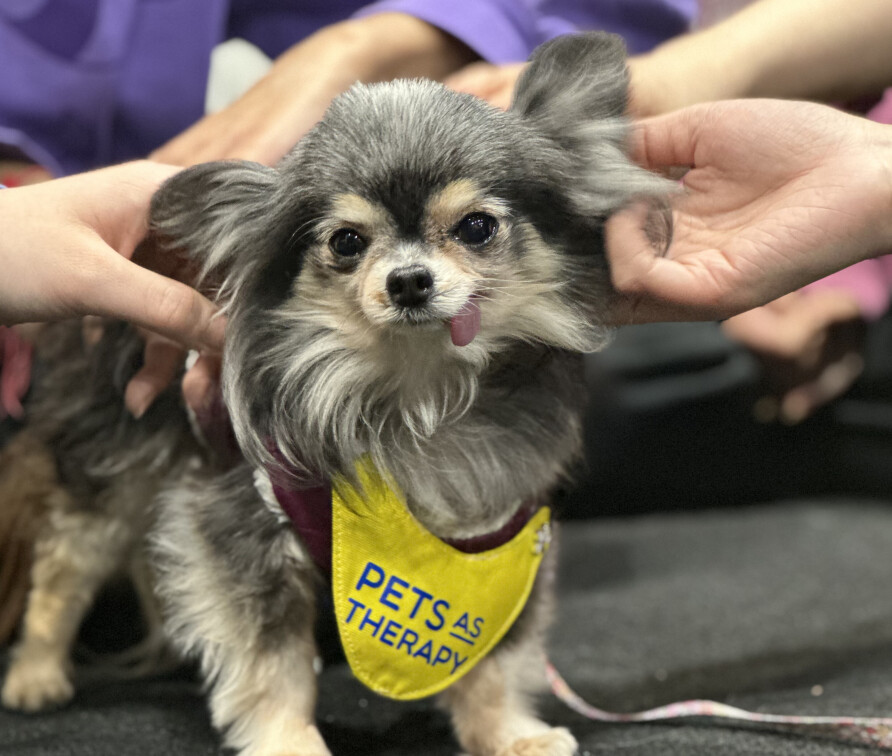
[
  {"x1": 496, "y1": 728, "x2": 578, "y2": 756},
  {"x1": 2, "y1": 652, "x2": 74, "y2": 712},
  {"x1": 240, "y1": 723, "x2": 333, "y2": 756}
]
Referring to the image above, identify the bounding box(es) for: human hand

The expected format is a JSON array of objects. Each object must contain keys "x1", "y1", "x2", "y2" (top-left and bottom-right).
[
  {"x1": 607, "y1": 99, "x2": 892, "y2": 324},
  {"x1": 722, "y1": 290, "x2": 865, "y2": 424},
  {"x1": 122, "y1": 332, "x2": 222, "y2": 419},
  {"x1": 444, "y1": 61, "x2": 525, "y2": 110},
  {"x1": 0, "y1": 161, "x2": 224, "y2": 350},
  {"x1": 152, "y1": 13, "x2": 475, "y2": 167}
]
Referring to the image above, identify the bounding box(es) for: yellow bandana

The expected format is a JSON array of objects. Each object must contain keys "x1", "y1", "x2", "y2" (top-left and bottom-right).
[{"x1": 332, "y1": 459, "x2": 552, "y2": 700}]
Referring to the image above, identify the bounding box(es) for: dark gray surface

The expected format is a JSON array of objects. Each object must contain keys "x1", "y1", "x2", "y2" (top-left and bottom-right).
[{"x1": 3, "y1": 499, "x2": 892, "y2": 755}]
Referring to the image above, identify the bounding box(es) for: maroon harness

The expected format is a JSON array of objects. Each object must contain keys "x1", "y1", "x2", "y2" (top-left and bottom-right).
[
  {"x1": 271, "y1": 478, "x2": 542, "y2": 576},
  {"x1": 196, "y1": 394, "x2": 542, "y2": 577}
]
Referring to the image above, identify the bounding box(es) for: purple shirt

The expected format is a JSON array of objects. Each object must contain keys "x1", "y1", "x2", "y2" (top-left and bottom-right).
[{"x1": 0, "y1": 0, "x2": 694, "y2": 176}]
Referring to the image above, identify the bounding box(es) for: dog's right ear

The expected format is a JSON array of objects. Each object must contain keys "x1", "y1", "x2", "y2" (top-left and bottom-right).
[
  {"x1": 150, "y1": 161, "x2": 278, "y2": 301},
  {"x1": 511, "y1": 32, "x2": 629, "y2": 145},
  {"x1": 511, "y1": 32, "x2": 669, "y2": 215}
]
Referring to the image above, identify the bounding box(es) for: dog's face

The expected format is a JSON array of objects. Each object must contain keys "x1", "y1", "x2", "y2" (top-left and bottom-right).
[
  {"x1": 262, "y1": 79, "x2": 623, "y2": 361},
  {"x1": 277, "y1": 85, "x2": 563, "y2": 354},
  {"x1": 151, "y1": 33, "x2": 666, "y2": 472}
]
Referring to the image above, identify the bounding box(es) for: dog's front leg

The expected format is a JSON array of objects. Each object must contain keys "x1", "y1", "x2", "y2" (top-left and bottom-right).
[
  {"x1": 443, "y1": 652, "x2": 577, "y2": 756},
  {"x1": 205, "y1": 626, "x2": 329, "y2": 756},
  {"x1": 154, "y1": 474, "x2": 330, "y2": 756},
  {"x1": 441, "y1": 546, "x2": 577, "y2": 756}
]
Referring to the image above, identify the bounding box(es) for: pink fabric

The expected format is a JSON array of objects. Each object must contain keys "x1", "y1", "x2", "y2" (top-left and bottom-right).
[{"x1": 802, "y1": 89, "x2": 892, "y2": 320}]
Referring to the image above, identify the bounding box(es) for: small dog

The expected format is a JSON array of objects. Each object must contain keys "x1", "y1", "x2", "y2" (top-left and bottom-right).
[{"x1": 2, "y1": 32, "x2": 664, "y2": 756}]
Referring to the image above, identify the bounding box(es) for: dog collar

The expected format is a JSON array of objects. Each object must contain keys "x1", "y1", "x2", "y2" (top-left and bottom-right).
[{"x1": 258, "y1": 458, "x2": 552, "y2": 699}]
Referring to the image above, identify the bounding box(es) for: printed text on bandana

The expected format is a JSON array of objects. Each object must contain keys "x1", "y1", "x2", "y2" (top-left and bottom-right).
[
  {"x1": 344, "y1": 561, "x2": 486, "y2": 676},
  {"x1": 331, "y1": 462, "x2": 551, "y2": 700}
]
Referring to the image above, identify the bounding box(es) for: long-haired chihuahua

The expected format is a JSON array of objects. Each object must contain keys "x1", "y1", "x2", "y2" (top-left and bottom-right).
[{"x1": 2, "y1": 32, "x2": 665, "y2": 756}]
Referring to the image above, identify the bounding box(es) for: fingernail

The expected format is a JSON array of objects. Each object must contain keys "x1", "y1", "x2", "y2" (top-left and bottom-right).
[
  {"x1": 780, "y1": 396, "x2": 809, "y2": 426},
  {"x1": 184, "y1": 374, "x2": 215, "y2": 416},
  {"x1": 125, "y1": 380, "x2": 154, "y2": 419},
  {"x1": 203, "y1": 315, "x2": 227, "y2": 352}
]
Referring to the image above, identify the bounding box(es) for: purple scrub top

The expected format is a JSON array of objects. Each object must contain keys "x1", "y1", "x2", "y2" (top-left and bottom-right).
[{"x1": 0, "y1": 0, "x2": 695, "y2": 176}]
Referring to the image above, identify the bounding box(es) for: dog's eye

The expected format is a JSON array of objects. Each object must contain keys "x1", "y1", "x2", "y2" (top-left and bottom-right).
[
  {"x1": 455, "y1": 213, "x2": 498, "y2": 247},
  {"x1": 329, "y1": 228, "x2": 367, "y2": 258}
]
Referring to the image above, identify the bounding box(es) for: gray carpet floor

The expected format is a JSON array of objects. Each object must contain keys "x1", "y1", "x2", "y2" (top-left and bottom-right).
[{"x1": 3, "y1": 498, "x2": 892, "y2": 755}]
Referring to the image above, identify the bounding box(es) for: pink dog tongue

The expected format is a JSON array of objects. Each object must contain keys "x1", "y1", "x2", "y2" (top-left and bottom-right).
[{"x1": 450, "y1": 298, "x2": 481, "y2": 347}]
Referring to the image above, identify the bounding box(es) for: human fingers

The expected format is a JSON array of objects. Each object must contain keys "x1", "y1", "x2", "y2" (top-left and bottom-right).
[
  {"x1": 444, "y1": 62, "x2": 522, "y2": 109},
  {"x1": 182, "y1": 353, "x2": 222, "y2": 415},
  {"x1": 779, "y1": 352, "x2": 864, "y2": 425},
  {"x1": 75, "y1": 250, "x2": 225, "y2": 354},
  {"x1": 777, "y1": 309, "x2": 866, "y2": 423},
  {"x1": 444, "y1": 61, "x2": 501, "y2": 94},
  {"x1": 606, "y1": 202, "x2": 744, "y2": 324},
  {"x1": 70, "y1": 162, "x2": 181, "y2": 256},
  {"x1": 183, "y1": 353, "x2": 243, "y2": 463},
  {"x1": 764, "y1": 291, "x2": 862, "y2": 363},
  {"x1": 722, "y1": 293, "x2": 836, "y2": 362},
  {"x1": 627, "y1": 106, "x2": 706, "y2": 170},
  {"x1": 732, "y1": 291, "x2": 864, "y2": 423},
  {"x1": 124, "y1": 333, "x2": 187, "y2": 418}
]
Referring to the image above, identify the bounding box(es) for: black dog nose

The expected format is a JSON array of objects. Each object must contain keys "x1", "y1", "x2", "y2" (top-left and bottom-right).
[{"x1": 386, "y1": 265, "x2": 434, "y2": 308}]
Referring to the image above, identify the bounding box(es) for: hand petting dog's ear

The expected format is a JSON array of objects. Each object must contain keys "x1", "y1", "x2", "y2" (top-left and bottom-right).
[{"x1": 0, "y1": 161, "x2": 224, "y2": 351}]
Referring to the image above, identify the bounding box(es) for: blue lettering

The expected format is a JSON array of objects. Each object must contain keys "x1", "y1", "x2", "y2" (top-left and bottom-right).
[
  {"x1": 379, "y1": 619, "x2": 402, "y2": 647},
  {"x1": 356, "y1": 562, "x2": 386, "y2": 593},
  {"x1": 448, "y1": 631, "x2": 474, "y2": 646},
  {"x1": 409, "y1": 587, "x2": 433, "y2": 619},
  {"x1": 453, "y1": 612, "x2": 471, "y2": 633},
  {"x1": 433, "y1": 645, "x2": 452, "y2": 667},
  {"x1": 413, "y1": 640, "x2": 434, "y2": 664},
  {"x1": 451, "y1": 653, "x2": 468, "y2": 674},
  {"x1": 358, "y1": 608, "x2": 385, "y2": 637},
  {"x1": 396, "y1": 628, "x2": 419, "y2": 655},
  {"x1": 426, "y1": 599, "x2": 450, "y2": 632},
  {"x1": 472, "y1": 617, "x2": 485, "y2": 638},
  {"x1": 345, "y1": 598, "x2": 365, "y2": 624},
  {"x1": 380, "y1": 575, "x2": 410, "y2": 611}
]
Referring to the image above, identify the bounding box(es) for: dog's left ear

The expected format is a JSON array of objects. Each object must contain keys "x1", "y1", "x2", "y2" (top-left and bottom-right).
[
  {"x1": 150, "y1": 160, "x2": 279, "y2": 304},
  {"x1": 511, "y1": 32, "x2": 669, "y2": 214}
]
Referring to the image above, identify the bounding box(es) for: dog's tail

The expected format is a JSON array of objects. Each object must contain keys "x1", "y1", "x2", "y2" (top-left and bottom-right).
[{"x1": 0, "y1": 431, "x2": 55, "y2": 646}]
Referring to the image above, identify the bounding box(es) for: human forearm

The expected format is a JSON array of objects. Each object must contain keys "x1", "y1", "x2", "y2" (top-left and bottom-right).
[
  {"x1": 152, "y1": 12, "x2": 475, "y2": 167},
  {"x1": 631, "y1": 0, "x2": 892, "y2": 116},
  {"x1": 263, "y1": 12, "x2": 475, "y2": 97},
  {"x1": 324, "y1": 12, "x2": 476, "y2": 82},
  {"x1": 738, "y1": 0, "x2": 892, "y2": 102}
]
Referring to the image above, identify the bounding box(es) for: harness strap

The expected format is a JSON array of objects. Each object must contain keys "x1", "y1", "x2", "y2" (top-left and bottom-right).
[{"x1": 272, "y1": 474, "x2": 541, "y2": 575}]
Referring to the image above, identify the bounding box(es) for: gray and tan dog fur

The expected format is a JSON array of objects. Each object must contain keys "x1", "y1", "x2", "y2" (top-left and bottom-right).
[{"x1": 1, "y1": 33, "x2": 665, "y2": 756}]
